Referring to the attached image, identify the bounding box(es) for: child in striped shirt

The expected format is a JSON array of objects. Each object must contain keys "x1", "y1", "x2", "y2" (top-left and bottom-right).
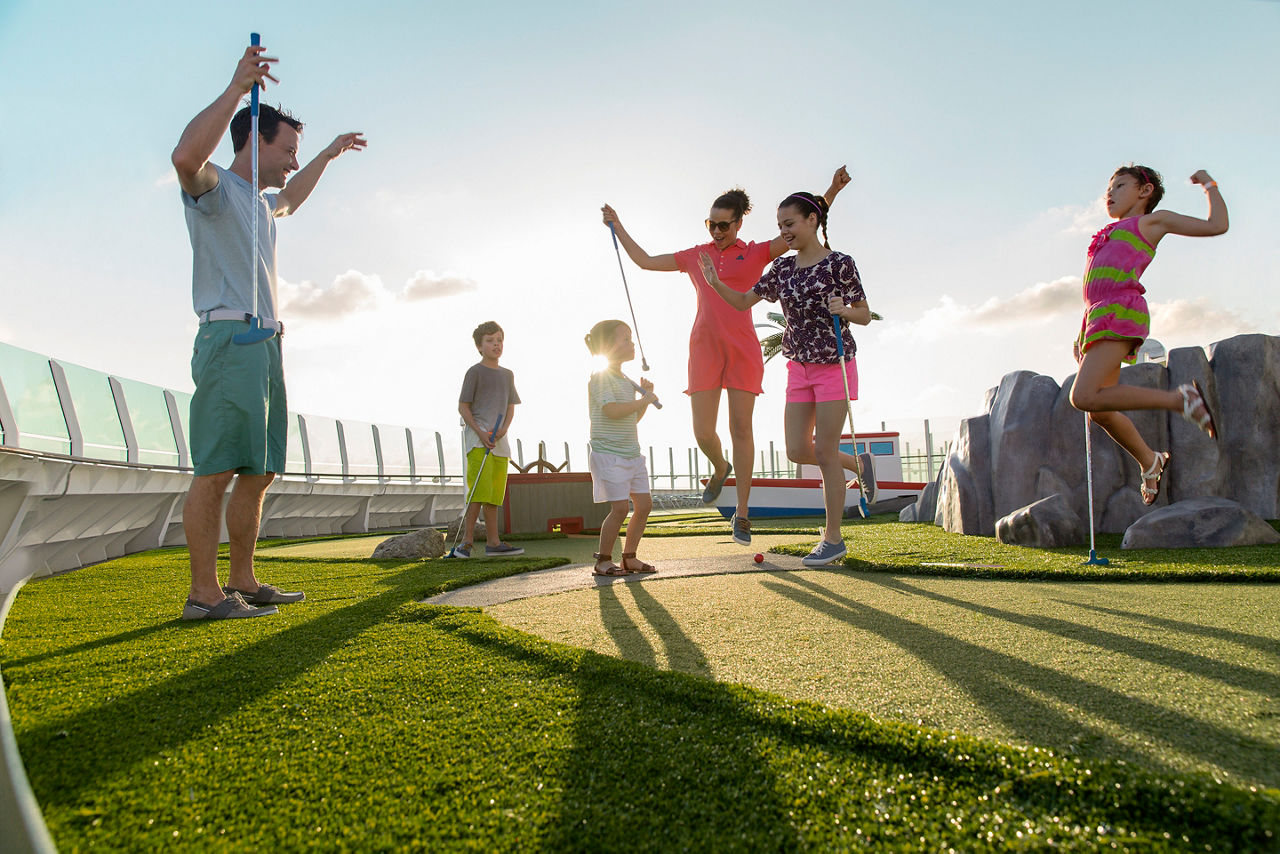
[
  {"x1": 585, "y1": 320, "x2": 660, "y2": 577},
  {"x1": 1069, "y1": 165, "x2": 1227, "y2": 505}
]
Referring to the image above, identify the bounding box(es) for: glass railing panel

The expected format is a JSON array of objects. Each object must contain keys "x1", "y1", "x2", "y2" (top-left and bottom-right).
[
  {"x1": 0, "y1": 342, "x2": 70, "y2": 454},
  {"x1": 341, "y1": 420, "x2": 378, "y2": 480},
  {"x1": 57, "y1": 361, "x2": 127, "y2": 462},
  {"x1": 303, "y1": 415, "x2": 343, "y2": 476},
  {"x1": 286, "y1": 413, "x2": 306, "y2": 475},
  {"x1": 114, "y1": 377, "x2": 180, "y2": 467},
  {"x1": 377, "y1": 424, "x2": 411, "y2": 478}
]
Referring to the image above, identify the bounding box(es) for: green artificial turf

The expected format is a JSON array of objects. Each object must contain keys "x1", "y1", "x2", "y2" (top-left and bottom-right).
[
  {"x1": 764, "y1": 514, "x2": 1280, "y2": 582},
  {"x1": 1, "y1": 542, "x2": 1278, "y2": 850}
]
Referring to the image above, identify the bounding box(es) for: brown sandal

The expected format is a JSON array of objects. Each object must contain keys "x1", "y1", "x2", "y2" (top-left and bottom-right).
[
  {"x1": 592, "y1": 552, "x2": 627, "y2": 577},
  {"x1": 621, "y1": 552, "x2": 657, "y2": 573}
]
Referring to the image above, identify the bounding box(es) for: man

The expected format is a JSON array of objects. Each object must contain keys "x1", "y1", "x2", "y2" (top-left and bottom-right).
[{"x1": 172, "y1": 41, "x2": 366, "y2": 619}]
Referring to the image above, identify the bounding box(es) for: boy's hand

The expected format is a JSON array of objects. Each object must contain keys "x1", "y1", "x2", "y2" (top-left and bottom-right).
[
  {"x1": 1190, "y1": 169, "x2": 1214, "y2": 186},
  {"x1": 601, "y1": 203, "x2": 620, "y2": 227}
]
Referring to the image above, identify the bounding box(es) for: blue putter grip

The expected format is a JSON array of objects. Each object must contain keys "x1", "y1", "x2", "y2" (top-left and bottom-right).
[
  {"x1": 608, "y1": 221, "x2": 619, "y2": 250},
  {"x1": 831, "y1": 314, "x2": 845, "y2": 359},
  {"x1": 250, "y1": 33, "x2": 260, "y2": 113},
  {"x1": 487, "y1": 414, "x2": 504, "y2": 443}
]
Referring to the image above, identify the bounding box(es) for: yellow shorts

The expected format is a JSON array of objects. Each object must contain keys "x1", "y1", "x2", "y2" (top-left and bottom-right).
[{"x1": 465, "y1": 447, "x2": 509, "y2": 506}]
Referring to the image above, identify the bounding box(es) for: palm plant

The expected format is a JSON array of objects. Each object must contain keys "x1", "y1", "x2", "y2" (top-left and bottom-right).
[{"x1": 756, "y1": 309, "x2": 883, "y2": 363}]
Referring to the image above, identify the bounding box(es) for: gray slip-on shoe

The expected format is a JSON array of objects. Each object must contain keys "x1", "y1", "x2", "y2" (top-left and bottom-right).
[
  {"x1": 183, "y1": 592, "x2": 278, "y2": 620},
  {"x1": 224, "y1": 583, "x2": 305, "y2": 605},
  {"x1": 702, "y1": 463, "x2": 731, "y2": 504}
]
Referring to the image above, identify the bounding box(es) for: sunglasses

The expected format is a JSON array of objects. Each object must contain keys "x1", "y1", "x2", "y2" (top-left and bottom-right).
[{"x1": 706, "y1": 218, "x2": 739, "y2": 232}]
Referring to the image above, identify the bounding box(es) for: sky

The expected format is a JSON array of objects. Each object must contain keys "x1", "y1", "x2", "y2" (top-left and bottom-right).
[{"x1": 1, "y1": 0, "x2": 1277, "y2": 470}]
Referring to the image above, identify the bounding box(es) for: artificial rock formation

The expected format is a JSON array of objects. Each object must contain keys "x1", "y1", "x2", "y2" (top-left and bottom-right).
[
  {"x1": 371, "y1": 527, "x2": 447, "y2": 559},
  {"x1": 995, "y1": 493, "x2": 1085, "y2": 549},
  {"x1": 1120, "y1": 497, "x2": 1280, "y2": 550},
  {"x1": 906, "y1": 334, "x2": 1280, "y2": 542}
]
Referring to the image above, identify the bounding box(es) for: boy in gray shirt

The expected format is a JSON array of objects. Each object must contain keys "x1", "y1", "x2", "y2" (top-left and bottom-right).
[{"x1": 453, "y1": 321, "x2": 524, "y2": 557}]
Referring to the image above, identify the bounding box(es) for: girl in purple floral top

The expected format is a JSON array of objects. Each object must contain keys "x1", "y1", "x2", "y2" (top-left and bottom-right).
[{"x1": 700, "y1": 190, "x2": 872, "y2": 567}]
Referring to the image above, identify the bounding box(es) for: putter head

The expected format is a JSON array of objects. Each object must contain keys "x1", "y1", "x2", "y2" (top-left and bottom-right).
[
  {"x1": 1083, "y1": 550, "x2": 1110, "y2": 566},
  {"x1": 232, "y1": 316, "x2": 276, "y2": 345}
]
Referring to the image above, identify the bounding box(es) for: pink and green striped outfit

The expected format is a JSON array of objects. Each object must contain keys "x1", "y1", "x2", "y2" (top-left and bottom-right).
[{"x1": 1078, "y1": 216, "x2": 1154, "y2": 364}]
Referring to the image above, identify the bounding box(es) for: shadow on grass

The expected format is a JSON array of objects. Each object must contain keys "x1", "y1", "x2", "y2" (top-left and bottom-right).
[
  {"x1": 421, "y1": 607, "x2": 1279, "y2": 850},
  {"x1": 596, "y1": 581, "x2": 711, "y2": 677},
  {"x1": 761, "y1": 571, "x2": 1279, "y2": 787},
  {"x1": 1065, "y1": 599, "x2": 1280, "y2": 658},
  {"x1": 7, "y1": 555, "x2": 556, "y2": 811},
  {"x1": 880, "y1": 575, "x2": 1280, "y2": 699}
]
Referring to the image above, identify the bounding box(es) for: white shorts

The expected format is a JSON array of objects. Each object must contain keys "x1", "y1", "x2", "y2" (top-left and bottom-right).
[{"x1": 589, "y1": 451, "x2": 651, "y2": 503}]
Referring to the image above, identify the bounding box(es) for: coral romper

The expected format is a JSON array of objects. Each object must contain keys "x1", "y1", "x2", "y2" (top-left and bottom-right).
[{"x1": 1078, "y1": 216, "x2": 1155, "y2": 364}]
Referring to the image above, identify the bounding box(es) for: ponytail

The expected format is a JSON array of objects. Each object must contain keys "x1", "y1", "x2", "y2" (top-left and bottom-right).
[{"x1": 780, "y1": 191, "x2": 830, "y2": 248}]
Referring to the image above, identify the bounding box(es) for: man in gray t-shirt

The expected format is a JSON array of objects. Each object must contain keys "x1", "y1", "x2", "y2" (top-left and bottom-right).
[{"x1": 172, "y1": 41, "x2": 365, "y2": 620}]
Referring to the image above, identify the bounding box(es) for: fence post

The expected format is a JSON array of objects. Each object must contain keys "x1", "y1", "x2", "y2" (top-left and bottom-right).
[
  {"x1": 516, "y1": 438, "x2": 524, "y2": 467},
  {"x1": 924, "y1": 419, "x2": 935, "y2": 480},
  {"x1": 564, "y1": 442, "x2": 571, "y2": 471},
  {"x1": 435, "y1": 431, "x2": 446, "y2": 483},
  {"x1": 648, "y1": 446, "x2": 655, "y2": 490}
]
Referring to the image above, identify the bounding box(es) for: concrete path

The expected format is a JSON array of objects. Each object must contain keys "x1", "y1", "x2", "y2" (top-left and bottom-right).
[{"x1": 425, "y1": 552, "x2": 809, "y2": 608}]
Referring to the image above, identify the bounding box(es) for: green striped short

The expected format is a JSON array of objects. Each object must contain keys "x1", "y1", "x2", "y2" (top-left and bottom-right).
[{"x1": 189, "y1": 321, "x2": 286, "y2": 476}]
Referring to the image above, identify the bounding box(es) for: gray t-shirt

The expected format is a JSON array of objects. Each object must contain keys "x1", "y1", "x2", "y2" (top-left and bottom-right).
[
  {"x1": 459, "y1": 363, "x2": 520, "y2": 457},
  {"x1": 182, "y1": 164, "x2": 280, "y2": 322}
]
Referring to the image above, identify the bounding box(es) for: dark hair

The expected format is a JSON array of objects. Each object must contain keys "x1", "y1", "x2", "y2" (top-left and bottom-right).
[
  {"x1": 472, "y1": 320, "x2": 503, "y2": 349},
  {"x1": 711, "y1": 188, "x2": 751, "y2": 221},
  {"x1": 1113, "y1": 164, "x2": 1164, "y2": 214},
  {"x1": 584, "y1": 319, "x2": 628, "y2": 356},
  {"x1": 230, "y1": 103, "x2": 304, "y2": 153},
  {"x1": 778, "y1": 191, "x2": 831, "y2": 249}
]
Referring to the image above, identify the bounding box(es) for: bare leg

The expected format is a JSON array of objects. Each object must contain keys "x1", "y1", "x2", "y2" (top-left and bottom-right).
[
  {"x1": 224, "y1": 472, "x2": 275, "y2": 592},
  {"x1": 482, "y1": 503, "x2": 501, "y2": 546},
  {"x1": 690, "y1": 388, "x2": 729, "y2": 481},
  {"x1": 597, "y1": 499, "x2": 630, "y2": 559},
  {"x1": 1071, "y1": 340, "x2": 1183, "y2": 414},
  {"x1": 462, "y1": 502, "x2": 482, "y2": 547},
  {"x1": 622, "y1": 492, "x2": 651, "y2": 557},
  {"x1": 726, "y1": 389, "x2": 756, "y2": 518},
  {"x1": 185, "y1": 471, "x2": 235, "y2": 604},
  {"x1": 1070, "y1": 340, "x2": 1174, "y2": 493},
  {"x1": 813, "y1": 402, "x2": 850, "y2": 543}
]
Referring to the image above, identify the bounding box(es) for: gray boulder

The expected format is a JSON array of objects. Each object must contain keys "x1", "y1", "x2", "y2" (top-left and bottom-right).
[
  {"x1": 372, "y1": 528, "x2": 447, "y2": 559},
  {"x1": 935, "y1": 415, "x2": 994, "y2": 536},
  {"x1": 995, "y1": 493, "x2": 1085, "y2": 548},
  {"x1": 1206, "y1": 335, "x2": 1280, "y2": 518},
  {"x1": 988, "y1": 371, "x2": 1061, "y2": 521},
  {"x1": 1121, "y1": 497, "x2": 1280, "y2": 549}
]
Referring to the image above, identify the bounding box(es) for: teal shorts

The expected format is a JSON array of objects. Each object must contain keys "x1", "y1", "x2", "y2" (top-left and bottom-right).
[
  {"x1": 465, "y1": 447, "x2": 509, "y2": 506},
  {"x1": 189, "y1": 321, "x2": 286, "y2": 477}
]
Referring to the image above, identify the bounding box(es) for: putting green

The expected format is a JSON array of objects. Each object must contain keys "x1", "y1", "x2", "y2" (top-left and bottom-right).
[{"x1": 490, "y1": 570, "x2": 1280, "y2": 790}]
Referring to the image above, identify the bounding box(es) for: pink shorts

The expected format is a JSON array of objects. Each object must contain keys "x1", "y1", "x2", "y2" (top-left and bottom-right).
[{"x1": 786, "y1": 360, "x2": 858, "y2": 403}]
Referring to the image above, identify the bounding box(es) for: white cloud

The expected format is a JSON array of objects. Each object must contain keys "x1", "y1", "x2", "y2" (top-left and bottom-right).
[
  {"x1": 154, "y1": 171, "x2": 178, "y2": 188},
  {"x1": 1149, "y1": 297, "x2": 1260, "y2": 345},
  {"x1": 880, "y1": 276, "x2": 1080, "y2": 343},
  {"x1": 401, "y1": 270, "x2": 478, "y2": 301},
  {"x1": 279, "y1": 270, "x2": 389, "y2": 319},
  {"x1": 1039, "y1": 197, "x2": 1109, "y2": 236}
]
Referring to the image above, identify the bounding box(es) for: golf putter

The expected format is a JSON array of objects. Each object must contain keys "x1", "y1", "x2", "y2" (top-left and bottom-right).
[{"x1": 233, "y1": 32, "x2": 277, "y2": 346}]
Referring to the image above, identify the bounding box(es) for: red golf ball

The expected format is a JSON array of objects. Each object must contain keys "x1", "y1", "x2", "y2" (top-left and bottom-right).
[{"x1": 754, "y1": 553, "x2": 764, "y2": 564}]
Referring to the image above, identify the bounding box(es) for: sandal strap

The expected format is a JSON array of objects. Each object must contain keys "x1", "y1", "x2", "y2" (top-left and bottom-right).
[
  {"x1": 593, "y1": 552, "x2": 612, "y2": 561},
  {"x1": 1140, "y1": 451, "x2": 1169, "y2": 480},
  {"x1": 621, "y1": 552, "x2": 636, "y2": 558}
]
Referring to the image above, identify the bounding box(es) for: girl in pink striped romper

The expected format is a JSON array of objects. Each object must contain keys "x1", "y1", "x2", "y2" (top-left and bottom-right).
[{"x1": 1069, "y1": 165, "x2": 1228, "y2": 505}]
